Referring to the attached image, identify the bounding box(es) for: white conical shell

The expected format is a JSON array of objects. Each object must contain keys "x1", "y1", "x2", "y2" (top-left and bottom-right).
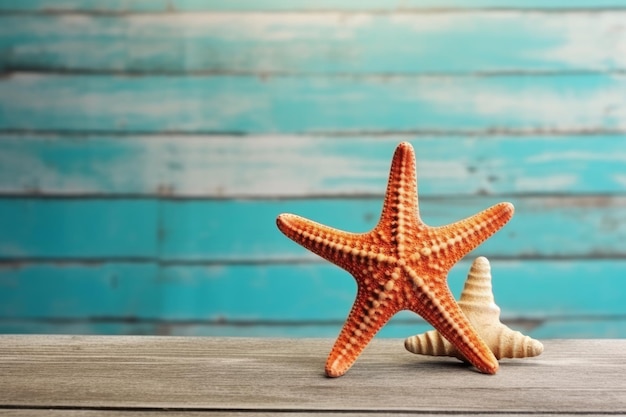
[{"x1": 405, "y1": 257, "x2": 544, "y2": 360}]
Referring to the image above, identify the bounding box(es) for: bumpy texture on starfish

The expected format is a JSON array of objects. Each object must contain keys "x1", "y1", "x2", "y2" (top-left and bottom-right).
[
  {"x1": 276, "y1": 142, "x2": 514, "y2": 377},
  {"x1": 405, "y1": 256, "x2": 544, "y2": 360}
]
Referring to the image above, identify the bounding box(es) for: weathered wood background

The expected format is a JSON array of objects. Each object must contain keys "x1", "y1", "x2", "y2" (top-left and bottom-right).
[{"x1": 1, "y1": 0, "x2": 626, "y2": 338}]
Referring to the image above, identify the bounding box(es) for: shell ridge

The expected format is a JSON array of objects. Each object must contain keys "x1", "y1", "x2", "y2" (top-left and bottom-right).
[{"x1": 405, "y1": 257, "x2": 544, "y2": 362}]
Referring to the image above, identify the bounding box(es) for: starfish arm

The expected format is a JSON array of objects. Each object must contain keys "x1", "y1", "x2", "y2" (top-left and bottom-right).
[
  {"x1": 491, "y1": 325, "x2": 544, "y2": 359},
  {"x1": 276, "y1": 213, "x2": 364, "y2": 266},
  {"x1": 407, "y1": 278, "x2": 498, "y2": 374},
  {"x1": 404, "y1": 328, "x2": 460, "y2": 358},
  {"x1": 433, "y1": 202, "x2": 514, "y2": 269},
  {"x1": 378, "y1": 142, "x2": 419, "y2": 227},
  {"x1": 325, "y1": 291, "x2": 398, "y2": 377}
]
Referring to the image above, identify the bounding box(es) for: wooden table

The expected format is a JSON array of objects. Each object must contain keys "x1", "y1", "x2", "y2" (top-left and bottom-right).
[{"x1": 1, "y1": 336, "x2": 624, "y2": 416}]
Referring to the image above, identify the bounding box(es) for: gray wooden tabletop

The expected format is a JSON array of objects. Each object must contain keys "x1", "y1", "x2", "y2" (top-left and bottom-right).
[{"x1": 0, "y1": 336, "x2": 624, "y2": 416}]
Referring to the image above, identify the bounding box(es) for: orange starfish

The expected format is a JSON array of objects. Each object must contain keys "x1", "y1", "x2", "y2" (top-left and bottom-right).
[{"x1": 276, "y1": 142, "x2": 514, "y2": 377}]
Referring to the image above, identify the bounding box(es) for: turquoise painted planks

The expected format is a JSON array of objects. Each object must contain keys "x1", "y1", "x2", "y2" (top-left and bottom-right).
[
  {"x1": 1, "y1": 0, "x2": 624, "y2": 341},
  {"x1": 2, "y1": 197, "x2": 626, "y2": 260},
  {"x1": 160, "y1": 197, "x2": 626, "y2": 261},
  {"x1": 2, "y1": 12, "x2": 625, "y2": 73},
  {"x1": 1, "y1": 0, "x2": 626, "y2": 12},
  {"x1": 2, "y1": 260, "x2": 626, "y2": 322},
  {"x1": 2, "y1": 135, "x2": 626, "y2": 197},
  {"x1": 2, "y1": 74, "x2": 626, "y2": 133},
  {"x1": 0, "y1": 262, "x2": 356, "y2": 321},
  {"x1": 0, "y1": 263, "x2": 162, "y2": 319},
  {"x1": 0, "y1": 199, "x2": 158, "y2": 258}
]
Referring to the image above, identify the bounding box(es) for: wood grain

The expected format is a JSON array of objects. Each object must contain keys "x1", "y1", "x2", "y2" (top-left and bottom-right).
[
  {"x1": 3, "y1": 134, "x2": 626, "y2": 197},
  {"x1": 3, "y1": 12, "x2": 625, "y2": 74},
  {"x1": 0, "y1": 336, "x2": 625, "y2": 414},
  {"x1": 2, "y1": 73, "x2": 626, "y2": 133}
]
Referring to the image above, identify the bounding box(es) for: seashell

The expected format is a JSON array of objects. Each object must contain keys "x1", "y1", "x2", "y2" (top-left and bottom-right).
[{"x1": 405, "y1": 256, "x2": 543, "y2": 360}]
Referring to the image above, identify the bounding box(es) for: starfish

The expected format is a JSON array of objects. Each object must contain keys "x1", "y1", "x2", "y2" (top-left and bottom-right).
[
  {"x1": 405, "y1": 256, "x2": 544, "y2": 360},
  {"x1": 276, "y1": 142, "x2": 514, "y2": 377}
]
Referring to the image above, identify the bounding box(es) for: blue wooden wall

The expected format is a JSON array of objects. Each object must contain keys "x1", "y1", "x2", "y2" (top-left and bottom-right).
[{"x1": 1, "y1": 0, "x2": 626, "y2": 339}]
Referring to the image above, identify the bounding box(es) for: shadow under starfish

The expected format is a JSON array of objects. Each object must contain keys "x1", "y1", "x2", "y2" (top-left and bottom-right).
[{"x1": 276, "y1": 142, "x2": 514, "y2": 377}]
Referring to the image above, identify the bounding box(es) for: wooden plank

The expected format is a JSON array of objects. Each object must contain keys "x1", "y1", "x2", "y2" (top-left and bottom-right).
[
  {"x1": 0, "y1": 411, "x2": 371, "y2": 417},
  {"x1": 2, "y1": 12, "x2": 626, "y2": 74},
  {"x1": 0, "y1": 411, "x2": 481, "y2": 417},
  {"x1": 2, "y1": 196, "x2": 626, "y2": 260},
  {"x1": 0, "y1": 408, "x2": 488, "y2": 417},
  {"x1": 0, "y1": 411, "x2": 520, "y2": 417},
  {"x1": 1, "y1": 73, "x2": 626, "y2": 133},
  {"x1": 3, "y1": 134, "x2": 626, "y2": 197},
  {"x1": 0, "y1": 336, "x2": 625, "y2": 413},
  {"x1": 0, "y1": 199, "x2": 158, "y2": 259},
  {"x1": 158, "y1": 195, "x2": 626, "y2": 260},
  {"x1": 2, "y1": 0, "x2": 626, "y2": 12},
  {"x1": 1, "y1": 260, "x2": 625, "y2": 327}
]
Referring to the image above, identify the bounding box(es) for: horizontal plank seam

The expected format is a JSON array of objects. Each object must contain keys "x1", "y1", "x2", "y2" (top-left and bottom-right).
[
  {"x1": 2, "y1": 69, "x2": 625, "y2": 78},
  {"x1": 1, "y1": 128, "x2": 625, "y2": 137},
  {"x1": 0, "y1": 318, "x2": 532, "y2": 325},
  {"x1": 0, "y1": 191, "x2": 625, "y2": 201},
  {"x1": 1, "y1": 129, "x2": 623, "y2": 138},
  {"x1": 1, "y1": 317, "x2": 423, "y2": 326},
  {"x1": 3, "y1": 8, "x2": 626, "y2": 16},
  {"x1": 2, "y1": 68, "x2": 625, "y2": 78},
  {"x1": 5, "y1": 315, "x2": 626, "y2": 325}
]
